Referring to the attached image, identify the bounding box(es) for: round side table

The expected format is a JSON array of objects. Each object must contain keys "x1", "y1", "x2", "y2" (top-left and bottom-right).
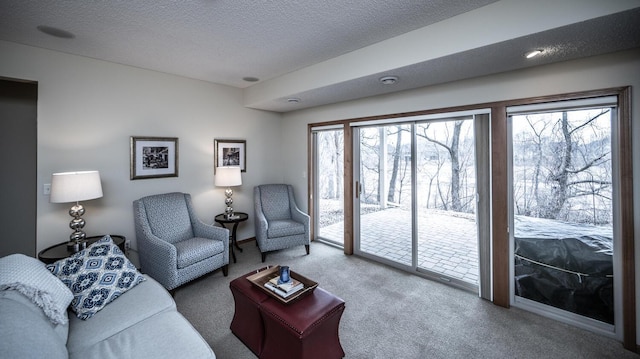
[
  {"x1": 214, "y1": 212, "x2": 248, "y2": 263},
  {"x1": 37, "y1": 235, "x2": 126, "y2": 264}
]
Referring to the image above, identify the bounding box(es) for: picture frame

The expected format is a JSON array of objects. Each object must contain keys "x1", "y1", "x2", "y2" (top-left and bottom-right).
[
  {"x1": 214, "y1": 139, "x2": 246, "y2": 173},
  {"x1": 130, "y1": 136, "x2": 179, "y2": 180}
]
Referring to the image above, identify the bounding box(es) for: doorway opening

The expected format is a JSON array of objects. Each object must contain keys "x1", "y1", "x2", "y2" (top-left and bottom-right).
[
  {"x1": 312, "y1": 126, "x2": 345, "y2": 248},
  {"x1": 352, "y1": 111, "x2": 491, "y2": 295}
]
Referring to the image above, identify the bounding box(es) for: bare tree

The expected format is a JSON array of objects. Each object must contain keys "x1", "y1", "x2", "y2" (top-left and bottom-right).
[
  {"x1": 359, "y1": 129, "x2": 381, "y2": 204},
  {"x1": 387, "y1": 126, "x2": 402, "y2": 203},
  {"x1": 418, "y1": 121, "x2": 464, "y2": 211},
  {"x1": 332, "y1": 131, "x2": 343, "y2": 200},
  {"x1": 513, "y1": 109, "x2": 612, "y2": 223},
  {"x1": 546, "y1": 110, "x2": 611, "y2": 219},
  {"x1": 525, "y1": 115, "x2": 550, "y2": 216}
]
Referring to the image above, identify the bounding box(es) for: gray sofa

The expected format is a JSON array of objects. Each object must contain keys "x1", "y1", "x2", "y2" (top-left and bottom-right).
[{"x1": 0, "y1": 253, "x2": 215, "y2": 359}]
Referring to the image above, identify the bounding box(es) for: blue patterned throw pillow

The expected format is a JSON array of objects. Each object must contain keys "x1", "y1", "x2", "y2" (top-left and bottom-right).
[{"x1": 46, "y1": 235, "x2": 145, "y2": 320}]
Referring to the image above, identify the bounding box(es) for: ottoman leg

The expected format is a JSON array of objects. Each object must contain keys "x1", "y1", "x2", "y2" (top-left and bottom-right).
[
  {"x1": 229, "y1": 274, "x2": 271, "y2": 356},
  {"x1": 259, "y1": 289, "x2": 345, "y2": 359}
]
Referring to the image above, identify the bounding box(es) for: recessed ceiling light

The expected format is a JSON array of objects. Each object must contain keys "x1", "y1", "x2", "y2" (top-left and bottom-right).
[
  {"x1": 243, "y1": 77, "x2": 260, "y2": 82},
  {"x1": 525, "y1": 50, "x2": 543, "y2": 59},
  {"x1": 287, "y1": 98, "x2": 301, "y2": 103},
  {"x1": 37, "y1": 25, "x2": 75, "y2": 39},
  {"x1": 379, "y1": 76, "x2": 399, "y2": 85}
]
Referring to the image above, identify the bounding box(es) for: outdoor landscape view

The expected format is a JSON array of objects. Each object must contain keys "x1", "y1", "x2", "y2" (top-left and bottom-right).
[
  {"x1": 512, "y1": 107, "x2": 614, "y2": 324},
  {"x1": 316, "y1": 106, "x2": 614, "y2": 323}
]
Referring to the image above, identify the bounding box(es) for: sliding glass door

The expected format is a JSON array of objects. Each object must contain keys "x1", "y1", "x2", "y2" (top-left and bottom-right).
[
  {"x1": 415, "y1": 119, "x2": 479, "y2": 289},
  {"x1": 356, "y1": 124, "x2": 413, "y2": 266},
  {"x1": 353, "y1": 112, "x2": 490, "y2": 293}
]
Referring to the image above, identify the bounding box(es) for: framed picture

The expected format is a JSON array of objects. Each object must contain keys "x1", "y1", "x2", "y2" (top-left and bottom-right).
[
  {"x1": 130, "y1": 136, "x2": 179, "y2": 180},
  {"x1": 214, "y1": 139, "x2": 246, "y2": 172}
]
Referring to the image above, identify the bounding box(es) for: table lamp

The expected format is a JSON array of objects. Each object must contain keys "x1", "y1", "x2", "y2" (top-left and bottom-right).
[
  {"x1": 50, "y1": 170, "x2": 103, "y2": 252},
  {"x1": 215, "y1": 166, "x2": 242, "y2": 219}
]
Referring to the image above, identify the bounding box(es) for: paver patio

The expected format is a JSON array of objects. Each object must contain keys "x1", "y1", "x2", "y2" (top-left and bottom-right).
[{"x1": 318, "y1": 208, "x2": 479, "y2": 285}]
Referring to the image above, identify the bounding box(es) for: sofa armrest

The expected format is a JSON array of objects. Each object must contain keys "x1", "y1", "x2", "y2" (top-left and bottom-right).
[{"x1": 0, "y1": 291, "x2": 68, "y2": 359}]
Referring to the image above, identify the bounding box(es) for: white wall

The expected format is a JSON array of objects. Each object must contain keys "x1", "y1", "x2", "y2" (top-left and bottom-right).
[
  {"x1": 282, "y1": 48, "x2": 640, "y2": 345},
  {"x1": 0, "y1": 40, "x2": 284, "y2": 252},
  {"x1": 2, "y1": 38, "x2": 639, "y2": 345}
]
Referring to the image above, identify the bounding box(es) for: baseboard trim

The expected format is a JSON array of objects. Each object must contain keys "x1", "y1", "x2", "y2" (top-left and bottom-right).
[{"x1": 238, "y1": 237, "x2": 256, "y2": 245}]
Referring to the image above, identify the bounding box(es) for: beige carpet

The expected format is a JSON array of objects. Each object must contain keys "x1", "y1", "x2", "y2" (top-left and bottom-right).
[{"x1": 173, "y1": 241, "x2": 637, "y2": 359}]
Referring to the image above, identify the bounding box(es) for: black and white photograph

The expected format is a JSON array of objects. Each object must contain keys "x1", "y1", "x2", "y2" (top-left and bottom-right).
[
  {"x1": 143, "y1": 146, "x2": 169, "y2": 169},
  {"x1": 215, "y1": 139, "x2": 246, "y2": 172},
  {"x1": 130, "y1": 136, "x2": 178, "y2": 179}
]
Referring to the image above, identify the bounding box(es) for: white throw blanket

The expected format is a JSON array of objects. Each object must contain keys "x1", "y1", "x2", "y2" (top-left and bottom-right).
[{"x1": 0, "y1": 254, "x2": 73, "y2": 325}]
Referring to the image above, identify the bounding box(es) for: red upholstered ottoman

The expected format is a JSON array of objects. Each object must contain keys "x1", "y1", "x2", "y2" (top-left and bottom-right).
[
  {"x1": 259, "y1": 287, "x2": 345, "y2": 359},
  {"x1": 229, "y1": 270, "x2": 271, "y2": 356}
]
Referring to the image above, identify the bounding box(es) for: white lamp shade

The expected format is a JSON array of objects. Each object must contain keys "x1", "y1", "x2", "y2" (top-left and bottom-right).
[
  {"x1": 215, "y1": 167, "x2": 242, "y2": 187},
  {"x1": 50, "y1": 171, "x2": 103, "y2": 203}
]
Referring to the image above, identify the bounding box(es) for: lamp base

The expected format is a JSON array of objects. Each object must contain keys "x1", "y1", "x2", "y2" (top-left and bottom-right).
[
  {"x1": 67, "y1": 203, "x2": 88, "y2": 253},
  {"x1": 67, "y1": 240, "x2": 87, "y2": 253},
  {"x1": 224, "y1": 187, "x2": 235, "y2": 219}
]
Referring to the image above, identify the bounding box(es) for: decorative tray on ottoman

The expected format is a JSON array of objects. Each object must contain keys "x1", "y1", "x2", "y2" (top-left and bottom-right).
[{"x1": 246, "y1": 265, "x2": 318, "y2": 304}]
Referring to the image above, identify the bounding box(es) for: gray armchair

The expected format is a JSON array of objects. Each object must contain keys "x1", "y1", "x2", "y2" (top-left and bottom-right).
[
  {"x1": 133, "y1": 192, "x2": 229, "y2": 291},
  {"x1": 254, "y1": 184, "x2": 310, "y2": 262}
]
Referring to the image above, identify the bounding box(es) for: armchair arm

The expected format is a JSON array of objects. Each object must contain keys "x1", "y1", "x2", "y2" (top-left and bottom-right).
[
  {"x1": 290, "y1": 206, "x2": 310, "y2": 226},
  {"x1": 138, "y1": 232, "x2": 177, "y2": 272},
  {"x1": 254, "y1": 187, "x2": 269, "y2": 246},
  {"x1": 192, "y1": 219, "x2": 230, "y2": 265},
  {"x1": 288, "y1": 186, "x2": 310, "y2": 238},
  {"x1": 288, "y1": 187, "x2": 310, "y2": 243},
  {"x1": 182, "y1": 193, "x2": 228, "y2": 242},
  {"x1": 290, "y1": 207, "x2": 310, "y2": 243},
  {"x1": 133, "y1": 201, "x2": 178, "y2": 287},
  {"x1": 192, "y1": 219, "x2": 229, "y2": 244},
  {"x1": 184, "y1": 193, "x2": 230, "y2": 264},
  {"x1": 133, "y1": 200, "x2": 179, "y2": 288}
]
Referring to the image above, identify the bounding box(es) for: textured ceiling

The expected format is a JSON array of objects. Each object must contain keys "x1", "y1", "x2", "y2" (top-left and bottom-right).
[
  {"x1": 257, "y1": 8, "x2": 640, "y2": 112},
  {"x1": 0, "y1": 0, "x2": 497, "y2": 87},
  {"x1": 0, "y1": 0, "x2": 639, "y2": 113}
]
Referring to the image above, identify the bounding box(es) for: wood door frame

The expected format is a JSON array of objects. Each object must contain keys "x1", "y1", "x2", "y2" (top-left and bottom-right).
[{"x1": 307, "y1": 86, "x2": 635, "y2": 351}]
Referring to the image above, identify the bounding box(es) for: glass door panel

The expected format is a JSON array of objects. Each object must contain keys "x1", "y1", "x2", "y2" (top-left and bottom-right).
[
  {"x1": 415, "y1": 119, "x2": 479, "y2": 287},
  {"x1": 511, "y1": 108, "x2": 614, "y2": 325},
  {"x1": 357, "y1": 124, "x2": 412, "y2": 266},
  {"x1": 315, "y1": 129, "x2": 344, "y2": 246}
]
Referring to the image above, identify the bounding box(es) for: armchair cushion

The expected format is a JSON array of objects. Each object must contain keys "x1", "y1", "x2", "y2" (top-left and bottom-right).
[
  {"x1": 267, "y1": 219, "x2": 306, "y2": 238},
  {"x1": 174, "y1": 237, "x2": 226, "y2": 269}
]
